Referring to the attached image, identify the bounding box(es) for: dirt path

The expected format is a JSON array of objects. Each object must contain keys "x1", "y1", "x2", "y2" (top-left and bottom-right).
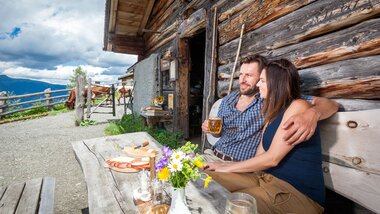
[{"x1": 0, "y1": 105, "x2": 128, "y2": 213}]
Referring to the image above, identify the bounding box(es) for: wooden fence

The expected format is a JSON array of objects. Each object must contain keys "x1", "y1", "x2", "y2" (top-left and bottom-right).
[{"x1": 0, "y1": 88, "x2": 70, "y2": 117}]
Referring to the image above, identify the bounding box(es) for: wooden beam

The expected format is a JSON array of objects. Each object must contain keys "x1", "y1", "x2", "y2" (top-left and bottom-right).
[
  {"x1": 334, "y1": 99, "x2": 380, "y2": 111},
  {"x1": 109, "y1": 0, "x2": 119, "y2": 33},
  {"x1": 219, "y1": 0, "x2": 380, "y2": 64},
  {"x1": 138, "y1": 0, "x2": 156, "y2": 35},
  {"x1": 219, "y1": 17, "x2": 380, "y2": 74},
  {"x1": 300, "y1": 55, "x2": 380, "y2": 98},
  {"x1": 177, "y1": 38, "x2": 190, "y2": 139},
  {"x1": 320, "y1": 109, "x2": 380, "y2": 212},
  {"x1": 178, "y1": 8, "x2": 206, "y2": 38},
  {"x1": 218, "y1": 55, "x2": 380, "y2": 100},
  {"x1": 308, "y1": 76, "x2": 380, "y2": 99},
  {"x1": 109, "y1": 34, "x2": 145, "y2": 55},
  {"x1": 218, "y1": 0, "x2": 315, "y2": 45}
]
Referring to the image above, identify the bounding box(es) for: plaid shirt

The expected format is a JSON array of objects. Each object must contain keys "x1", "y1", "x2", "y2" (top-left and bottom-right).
[{"x1": 213, "y1": 91, "x2": 313, "y2": 161}]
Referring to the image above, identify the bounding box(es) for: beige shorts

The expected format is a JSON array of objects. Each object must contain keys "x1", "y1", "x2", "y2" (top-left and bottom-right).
[{"x1": 206, "y1": 171, "x2": 324, "y2": 214}]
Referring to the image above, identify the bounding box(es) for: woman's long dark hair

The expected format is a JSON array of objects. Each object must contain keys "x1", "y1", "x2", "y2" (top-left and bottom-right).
[{"x1": 262, "y1": 59, "x2": 301, "y2": 125}]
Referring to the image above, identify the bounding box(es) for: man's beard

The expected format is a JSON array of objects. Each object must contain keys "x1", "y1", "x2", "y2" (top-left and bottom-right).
[{"x1": 240, "y1": 86, "x2": 257, "y2": 96}]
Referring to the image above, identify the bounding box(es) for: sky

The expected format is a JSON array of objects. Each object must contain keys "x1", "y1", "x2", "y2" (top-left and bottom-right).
[{"x1": 0, "y1": 0, "x2": 137, "y2": 85}]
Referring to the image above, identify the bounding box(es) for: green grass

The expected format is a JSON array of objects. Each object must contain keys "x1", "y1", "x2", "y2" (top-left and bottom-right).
[
  {"x1": 1, "y1": 103, "x2": 69, "y2": 120},
  {"x1": 104, "y1": 113, "x2": 183, "y2": 148}
]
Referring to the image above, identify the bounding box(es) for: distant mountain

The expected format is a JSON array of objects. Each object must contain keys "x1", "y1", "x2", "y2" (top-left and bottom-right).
[
  {"x1": 0, "y1": 75, "x2": 68, "y2": 108},
  {"x1": 0, "y1": 75, "x2": 67, "y2": 95}
]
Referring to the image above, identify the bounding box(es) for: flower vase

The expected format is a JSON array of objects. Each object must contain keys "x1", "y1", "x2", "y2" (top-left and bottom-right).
[{"x1": 168, "y1": 187, "x2": 191, "y2": 214}]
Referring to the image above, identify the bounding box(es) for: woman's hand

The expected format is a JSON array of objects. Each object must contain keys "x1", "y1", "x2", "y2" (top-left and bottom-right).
[{"x1": 204, "y1": 162, "x2": 233, "y2": 172}]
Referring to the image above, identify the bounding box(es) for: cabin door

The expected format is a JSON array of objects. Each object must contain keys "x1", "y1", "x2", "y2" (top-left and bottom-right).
[
  {"x1": 188, "y1": 31, "x2": 205, "y2": 139},
  {"x1": 178, "y1": 31, "x2": 206, "y2": 140}
]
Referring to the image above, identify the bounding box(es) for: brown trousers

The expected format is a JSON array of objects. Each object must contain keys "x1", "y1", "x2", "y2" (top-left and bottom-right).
[{"x1": 206, "y1": 171, "x2": 324, "y2": 214}]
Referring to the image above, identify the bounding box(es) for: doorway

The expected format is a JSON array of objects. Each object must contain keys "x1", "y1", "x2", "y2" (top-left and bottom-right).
[{"x1": 188, "y1": 31, "x2": 205, "y2": 139}]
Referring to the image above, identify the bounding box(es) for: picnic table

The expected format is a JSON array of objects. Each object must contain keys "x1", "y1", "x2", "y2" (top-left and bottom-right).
[
  {"x1": 0, "y1": 177, "x2": 55, "y2": 214},
  {"x1": 72, "y1": 132, "x2": 229, "y2": 214}
]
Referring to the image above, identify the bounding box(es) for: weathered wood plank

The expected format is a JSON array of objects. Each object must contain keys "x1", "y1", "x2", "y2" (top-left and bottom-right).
[
  {"x1": 145, "y1": 20, "x2": 179, "y2": 54},
  {"x1": 146, "y1": 0, "x2": 175, "y2": 30},
  {"x1": 72, "y1": 140, "x2": 130, "y2": 214},
  {"x1": 146, "y1": 0, "x2": 181, "y2": 37},
  {"x1": 178, "y1": 39, "x2": 190, "y2": 138},
  {"x1": 299, "y1": 55, "x2": 380, "y2": 89},
  {"x1": 218, "y1": 0, "x2": 315, "y2": 45},
  {"x1": 202, "y1": 7, "x2": 218, "y2": 150},
  {"x1": 299, "y1": 56, "x2": 380, "y2": 98},
  {"x1": 219, "y1": 17, "x2": 380, "y2": 74},
  {"x1": 178, "y1": 8, "x2": 206, "y2": 38},
  {"x1": 0, "y1": 182, "x2": 24, "y2": 213},
  {"x1": 219, "y1": 0, "x2": 380, "y2": 63},
  {"x1": 320, "y1": 109, "x2": 380, "y2": 175},
  {"x1": 323, "y1": 162, "x2": 380, "y2": 213},
  {"x1": 216, "y1": 0, "x2": 256, "y2": 22},
  {"x1": 72, "y1": 132, "x2": 229, "y2": 214},
  {"x1": 307, "y1": 76, "x2": 380, "y2": 99},
  {"x1": 137, "y1": 0, "x2": 156, "y2": 35},
  {"x1": 217, "y1": 79, "x2": 239, "y2": 98},
  {"x1": 38, "y1": 177, "x2": 55, "y2": 214},
  {"x1": 15, "y1": 178, "x2": 42, "y2": 214},
  {"x1": 334, "y1": 99, "x2": 380, "y2": 111}
]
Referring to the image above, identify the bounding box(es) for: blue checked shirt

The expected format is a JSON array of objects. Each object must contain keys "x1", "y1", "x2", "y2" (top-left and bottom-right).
[{"x1": 213, "y1": 91, "x2": 313, "y2": 161}]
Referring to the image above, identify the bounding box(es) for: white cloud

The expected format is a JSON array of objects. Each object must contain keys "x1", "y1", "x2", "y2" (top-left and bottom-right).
[
  {"x1": 1, "y1": 62, "x2": 124, "y2": 85},
  {"x1": 0, "y1": 0, "x2": 137, "y2": 84}
]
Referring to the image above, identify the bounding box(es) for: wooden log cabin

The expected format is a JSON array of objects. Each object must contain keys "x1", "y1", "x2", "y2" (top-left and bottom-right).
[{"x1": 103, "y1": 0, "x2": 380, "y2": 212}]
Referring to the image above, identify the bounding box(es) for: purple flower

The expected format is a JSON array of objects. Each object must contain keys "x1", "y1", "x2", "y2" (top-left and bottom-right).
[
  {"x1": 187, "y1": 152, "x2": 196, "y2": 158},
  {"x1": 155, "y1": 157, "x2": 168, "y2": 171},
  {"x1": 162, "y1": 146, "x2": 173, "y2": 158}
]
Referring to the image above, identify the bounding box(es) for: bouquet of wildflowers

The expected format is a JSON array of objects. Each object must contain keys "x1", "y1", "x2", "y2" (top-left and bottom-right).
[{"x1": 155, "y1": 142, "x2": 212, "y2": 189}]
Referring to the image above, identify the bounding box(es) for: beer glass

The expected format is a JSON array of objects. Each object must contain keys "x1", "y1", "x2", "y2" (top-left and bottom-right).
[
  {"x1": 225, "y1": 192, "x2": 257, "y2": 214},
  {"x1": 208, "y1": 117, "x2": 222, "y2": 134}
]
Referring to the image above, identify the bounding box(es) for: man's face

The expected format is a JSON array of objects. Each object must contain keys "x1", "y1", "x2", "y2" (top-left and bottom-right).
[{"x1": 239, "y1": 62, "x2": 260, "y2": 96}]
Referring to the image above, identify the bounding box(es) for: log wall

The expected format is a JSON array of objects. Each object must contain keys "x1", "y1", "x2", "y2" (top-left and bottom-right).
[{"x1": 143, "y1": 0, "x2": 380, "y2": 111}]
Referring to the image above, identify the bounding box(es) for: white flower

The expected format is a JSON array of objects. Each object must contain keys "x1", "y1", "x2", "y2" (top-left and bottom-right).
[
  {"x1": 170, "y1": 151, "x2": 185, "y2": 162},
  {"x1": 168, "y1": 159, "x2": 183, "y2": 172}
]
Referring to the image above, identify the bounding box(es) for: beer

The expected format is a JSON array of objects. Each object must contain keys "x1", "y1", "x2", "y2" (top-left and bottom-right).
[{"x1": 208, "y1": 118, "x2": 222, "y2": 134}]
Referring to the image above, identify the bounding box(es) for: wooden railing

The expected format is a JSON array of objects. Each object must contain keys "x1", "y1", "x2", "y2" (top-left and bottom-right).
[{"x1": 0, "y1": 88, "x2": 71, "y2": 117}]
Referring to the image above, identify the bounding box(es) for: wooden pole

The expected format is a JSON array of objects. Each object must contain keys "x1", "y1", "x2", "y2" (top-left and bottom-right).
[
  {"x1": 111, "y1": 84, "x2": 116, "y2": 117},
  {"x1": 44, "y1": 88, "x2": 52, "y2": 111},
  {"x1": 86, "y1": 78, "x2": 92, "y2": 119},
  {"x1": 0, "y1": 91, "x2": 7, "y2": 119},
  {"x1": 201, "y1": 7, "x2": 218, "y2": 152},
  {"x1": 122, "y1": 81, "x2": 127, "y2": 114},
  {"x1": 227, "y1": 24, "x2": 245, "y2": 95},
  {"x1": 75, "y1": 76, "x2": 85, "y2": 126}
]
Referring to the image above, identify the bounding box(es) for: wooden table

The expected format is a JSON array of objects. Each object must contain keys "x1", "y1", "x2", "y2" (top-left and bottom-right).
[
  {"x1": 72, "y1": 132, "x2": 229, "y2": 214},
  {"x1": 0, "y1": 177, "x2": 55, "y2": 214}
]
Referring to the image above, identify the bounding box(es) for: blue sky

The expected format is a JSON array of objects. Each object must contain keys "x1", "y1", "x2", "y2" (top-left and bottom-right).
[{"x1": 0, "y1": 0, "x2": 137, "y2": 85}]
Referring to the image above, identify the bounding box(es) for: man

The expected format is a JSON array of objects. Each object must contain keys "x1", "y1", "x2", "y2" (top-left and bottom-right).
[{"x1": 202, "y1": 54, "x2": 338, "y2": 162}]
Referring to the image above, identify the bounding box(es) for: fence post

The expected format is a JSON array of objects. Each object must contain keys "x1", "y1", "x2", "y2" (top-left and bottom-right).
[
  {"x1": 44, "y1": 88, "x2": 52, "y2": 111},
  {"x1": 75, "y1": 76, "x2": 85, "y2": 126},
  {"x1": 122, "y1": 81, "x2": 127, "y2": 114},
  {"x1": 86, "y1": 78, "x2": 92, "y2": 119},
  {"x1": 0, "y1": 91, "x2": 8, "y2": 118},
  {"x1": 111, "y1": 84, "x2": 116, "y2": 116}
]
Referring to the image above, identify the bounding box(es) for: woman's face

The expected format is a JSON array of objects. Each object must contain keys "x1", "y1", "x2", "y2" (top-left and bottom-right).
[{"x1": 256, "y1": 69, "x2": 268, "y2": 99}]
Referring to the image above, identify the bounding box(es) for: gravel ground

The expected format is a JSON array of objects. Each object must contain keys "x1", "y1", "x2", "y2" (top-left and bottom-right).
[{"x1": 0, "y1": 104, "x2": 128, "y2": 213}]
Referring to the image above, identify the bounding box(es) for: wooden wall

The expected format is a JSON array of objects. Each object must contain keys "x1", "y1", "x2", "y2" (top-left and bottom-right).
[
  {"x1": 214, "y1": 0, "x2": 380, "y2": 111},
  {"x1": 143, "y1": 0, "x2": 380, "y2": 115}
]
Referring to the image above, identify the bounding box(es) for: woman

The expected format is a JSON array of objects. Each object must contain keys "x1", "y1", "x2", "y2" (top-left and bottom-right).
[{"x1": 206, "y1": 59, "x2": 325, "y2": 213}]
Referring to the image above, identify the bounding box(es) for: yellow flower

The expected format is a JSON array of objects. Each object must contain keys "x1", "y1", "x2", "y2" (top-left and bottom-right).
[
  {"x1": 158, "y1": 167, "x2": 170, "y2": 181},
  {"x1": 194, "y1": 160, "x2": 204, "y2": 168},
  {"x1": 204, "y1": 175, "x2": 212, "y2": 188}
]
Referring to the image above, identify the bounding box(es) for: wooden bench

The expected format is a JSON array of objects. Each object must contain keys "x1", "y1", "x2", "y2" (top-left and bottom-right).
[
  {"x1": 206, "y1": 101, "x2": 380, "y2": 213},
  {"x1": 0, "y1": 177, "x2": 55, "y2": 214}
]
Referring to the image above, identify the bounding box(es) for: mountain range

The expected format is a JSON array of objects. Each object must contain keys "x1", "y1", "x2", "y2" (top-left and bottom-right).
[{"x1": 0, "y1": 75, "x2": 67, "y2": 95}]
